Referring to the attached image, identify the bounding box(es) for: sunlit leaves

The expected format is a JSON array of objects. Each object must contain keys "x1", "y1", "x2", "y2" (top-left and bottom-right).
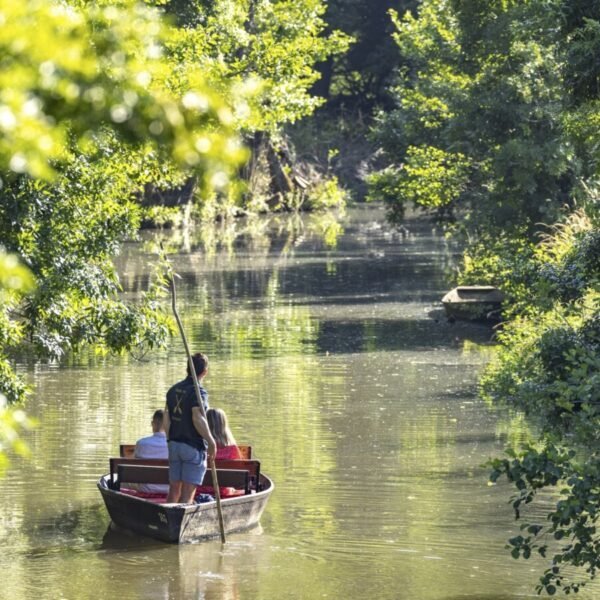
[
  {"x1": 372, "y1": 0, "x2": 568, "y2": 228},
  {"x1": 490, "y1": 443, "x2": 600, "y2": 595},
  {"x1": 0, "y1": 253, "x2": 36, "y2": 458},
  {"x1": 0, "y1": 0, "x2": 348, "y2": 474},
  {"x1": 163, "y1": 0, "x2": 350, "y2": 134},
  {"x1": 0, "y1": 0, "x2": 243, "y2": 186},
  {"x1": 376, "y1": 2, "x2": 600, "y2": 591},
  {"x1": 0, "y1": 253, "x2": 35, "y2": 298},
  {"x1": 476, "y1": 217, "x2": 600, "y2": 591},
  {"x1": 0, "y1": 400, "x2": 36, "y2": 476},
  {"x1": 368, "y1": 146, "x2": 470, "y2": 221}
]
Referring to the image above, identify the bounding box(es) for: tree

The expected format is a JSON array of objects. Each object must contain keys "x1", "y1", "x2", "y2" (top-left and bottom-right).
[
  {"x1": 0, "y1": 0, "x2": 242, "y2": 182},
  {"x1": 157, "y1": 0, "x2": 350, "y2": 212},
  {"x1": 481, "y1": 212, "x2": 600, "y2": 594},
  {"x1": 0, "y1": 0, "x2": 242, "y2": 428},
  {"x1": 0, "y1": 0, "x2": 350, "y2": 468},
  {"x1": 369, "y1": 0, "x2": 570, "y2": 230}
]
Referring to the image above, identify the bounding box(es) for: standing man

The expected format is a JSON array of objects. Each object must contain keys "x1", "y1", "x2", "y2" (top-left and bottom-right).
[{"x1": 163, "y1": 352, "x2": 217, "y2": 504}]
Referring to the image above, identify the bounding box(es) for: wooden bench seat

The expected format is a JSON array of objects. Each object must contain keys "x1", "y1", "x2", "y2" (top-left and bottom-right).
[
  {"x1": 110, "y1": 455, "x2": 261, "y2": 492},
  {"x1": 110, "y1": 457, "x2": 260, "y2": 481},
  {"x1": 213, "y1": 459, "x2": 261, "y2": 491},
  {"x1": 114, "y1": 463, "x2": 251, "y2": 495},
  {"x1": 117, "y1": 464, "x2": 169, "y2": 487},
  {"x1": 110, "y1": 457, "x2": 167, "y2": 487}
]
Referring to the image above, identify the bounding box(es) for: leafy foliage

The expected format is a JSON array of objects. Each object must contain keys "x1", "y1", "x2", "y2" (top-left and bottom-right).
[
  {"x1": 157, "y1": 0, "x2": 351, "y2": 214},
  {"x1": 0, "y1": 253, "x2": 37, "y2": 473},
  {"x1": 369, "y1": 0, "x2": 570, "y2": 230},
  {"x1": 475, "y1": 209, "x2": 600, "y2": 592},
  {"x1": 368, "y1": 145, "x2": 470, "y2": 222},
  {"x1": 367, "y1": 0, "x2": 600, "y2": 592},
  {"x1": 0, "y1": 0, "x2": 243, "y2": 183},
  {"x1": 0, "y1": 0, "x2": 351, "y2": 477},
  {"x1": 163, "y1": 0, "x2": 350, "y2": 134},
  {"x1": 0, "y1": 0, "x2": 245, "y2": 407},
  {"x1": 489, "y1": 442, "x2": 600, "y2": 595}
]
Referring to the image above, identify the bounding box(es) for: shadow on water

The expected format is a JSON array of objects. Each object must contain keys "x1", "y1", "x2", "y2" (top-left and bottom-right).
[
  {"x1": 19, "y1": 504, "x2": 109, "y2": 559},
  {"x1": 167, "y1": 259, "x2": 450, "y2": 303},
  {"x1": 430, "y1": 386, "x2": 480, "y2": 400},
  {"x1": 100, "y1": 521, "x2": 265, "y2": 553},
  {"x1": 315, "y1": 318, "x2": 495, "y2": 355}
]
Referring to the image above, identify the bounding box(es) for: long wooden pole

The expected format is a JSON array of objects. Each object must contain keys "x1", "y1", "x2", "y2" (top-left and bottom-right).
[{"x1": 168, "y1": 271, "x2": 227, "y2": 544}]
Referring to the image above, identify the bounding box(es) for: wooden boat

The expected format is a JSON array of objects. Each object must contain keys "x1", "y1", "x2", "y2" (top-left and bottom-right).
[
  {"x1": 441, "y1": 285, "x2": 504, "y2": 322},
  {"x1": 97, "y1": 457, "x2": 273, "y2": 543}
]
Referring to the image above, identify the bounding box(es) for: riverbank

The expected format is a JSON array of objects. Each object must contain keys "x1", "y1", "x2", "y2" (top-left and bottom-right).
[{"x1": 139, "y1": 106, "x2": 380, "y2": 229}]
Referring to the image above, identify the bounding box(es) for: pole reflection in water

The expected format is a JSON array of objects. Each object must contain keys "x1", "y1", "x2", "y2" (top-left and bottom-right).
[{"x1": 1, "y1": 205, "x2": 598, "y2": 599}]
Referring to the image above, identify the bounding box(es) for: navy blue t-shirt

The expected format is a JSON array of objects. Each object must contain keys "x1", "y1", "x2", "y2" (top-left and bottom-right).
[{"x1": 166, "y1": 376, "x2": 209, "y2": 451}]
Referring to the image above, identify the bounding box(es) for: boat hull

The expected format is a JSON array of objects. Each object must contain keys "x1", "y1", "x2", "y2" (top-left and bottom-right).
[
  {"x1": 98, "y1": 473, "x2": 273, "y2": 543},
  {"x1": 441, "y1": 286, "x2": 504, "y2": 322}
]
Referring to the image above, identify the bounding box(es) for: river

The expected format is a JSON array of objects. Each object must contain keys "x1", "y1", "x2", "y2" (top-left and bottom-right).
[{"x1": 1, "y1": 205, "x2": 595, "y2": 599}]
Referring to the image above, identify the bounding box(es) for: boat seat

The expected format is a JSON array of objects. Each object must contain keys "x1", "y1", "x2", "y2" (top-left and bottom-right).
[
  {"x1": 213, "y1": 459, "x2": 261, "y2": 491},
  {"x1": 120, "y1": 443, "x2": 252, "y2": 459},
  {"x1": 115, "y1": 464, "x2": 250, "y2": 494},
  {"x1": 117, "y1": 464, "x2": 169, "y2": 488},
  {"x1": 110, "y1": 456, "x2": 261, "y2": 492},
  {"x1": 110, "y1": 457, "x2": 167, "y2": 487}
]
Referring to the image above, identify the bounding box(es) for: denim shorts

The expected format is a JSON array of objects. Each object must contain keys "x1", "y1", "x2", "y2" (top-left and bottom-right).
[{"x1": 168, "y1": 440, "x2": 206, "y2": 485}]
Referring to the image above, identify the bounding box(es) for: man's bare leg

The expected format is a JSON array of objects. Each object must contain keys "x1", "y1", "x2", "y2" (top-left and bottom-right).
[
  {"x1": 167, "y1": 480, "x2": 182, "y2": 503},
  {"x1": 181, "y1": 481, "x2": 197, "y2": 504}
]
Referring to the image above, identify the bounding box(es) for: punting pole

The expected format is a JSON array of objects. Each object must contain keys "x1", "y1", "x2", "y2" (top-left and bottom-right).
[{"x1": 168, "y1": 266, "x2": 227, "y2": 544}]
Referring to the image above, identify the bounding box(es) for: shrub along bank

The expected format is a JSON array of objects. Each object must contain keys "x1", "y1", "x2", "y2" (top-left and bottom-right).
[{"x1": 366, "y1": 0, "x2": 600, "y2": 593}]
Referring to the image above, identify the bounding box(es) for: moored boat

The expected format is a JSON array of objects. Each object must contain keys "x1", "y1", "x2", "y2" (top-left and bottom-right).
[{"x1": 441, "y1": 285, "x2": 504, "y2": 322}]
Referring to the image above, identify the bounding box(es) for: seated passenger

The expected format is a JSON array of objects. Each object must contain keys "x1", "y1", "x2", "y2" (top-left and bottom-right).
[
  {"x1": 135, "y1": 409, "x2": 168, "y2": 459},
  {"x1": 134, "y1": 409, "x2": 169, "y2": 494},
  {"x1": 207, "y1": 408, "x2": 242, "y2": 460}
]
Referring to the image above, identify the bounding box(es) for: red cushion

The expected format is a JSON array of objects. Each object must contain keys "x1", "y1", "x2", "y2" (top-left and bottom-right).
[
  {"x1": 196, "y1": 485, "x2": 245, "y2": 498},
  {"x1": 120, "y1": 488, "x2": 168, "y2": 503},
  {"x1": 216, "y1": 445, "x2": 243, "y2": 460}
]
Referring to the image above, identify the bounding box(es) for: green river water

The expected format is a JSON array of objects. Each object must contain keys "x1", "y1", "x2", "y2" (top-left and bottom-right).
[{"x1": 1, "y1": 205, "x2": 596, "y2": 600}]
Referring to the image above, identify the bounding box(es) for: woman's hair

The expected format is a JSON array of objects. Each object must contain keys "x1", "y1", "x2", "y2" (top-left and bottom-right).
[{"x1": 207, "y1": 408, "x2": 237, "y2": 448}]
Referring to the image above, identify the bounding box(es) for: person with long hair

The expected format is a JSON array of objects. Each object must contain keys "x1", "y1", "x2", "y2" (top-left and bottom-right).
[{"x1": 207, "y1": 408, "x2": 242, "y2": 460}]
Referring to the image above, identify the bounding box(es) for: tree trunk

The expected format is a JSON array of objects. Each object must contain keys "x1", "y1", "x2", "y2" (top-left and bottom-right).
[
  {"x1": 266, "y1": 138, "x2": 294, "y2": 198},
  {"x1": 312, "y1": 57, "x2": 334, "y2": 100}
]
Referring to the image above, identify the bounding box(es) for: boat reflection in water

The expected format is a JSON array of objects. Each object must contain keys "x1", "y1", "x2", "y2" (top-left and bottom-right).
[{"x1": 101, "y1": 523, "x2": 264, "y2": 599}]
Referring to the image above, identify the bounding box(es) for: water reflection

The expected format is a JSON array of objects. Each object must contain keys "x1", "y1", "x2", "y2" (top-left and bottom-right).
[
  {"x1": 1, "y1": 205, "x2": 597, "y2": 599},
  {"x1": 99, "y1": 526, "x2": 266, "y2": 599}
]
